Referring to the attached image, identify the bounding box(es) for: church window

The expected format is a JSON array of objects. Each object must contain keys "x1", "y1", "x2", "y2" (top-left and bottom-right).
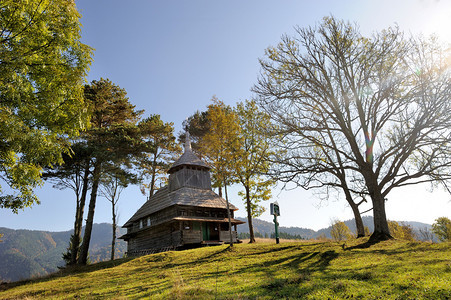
[{"x1": 183, "y1": 221, "x2": 191, "y2": 230}]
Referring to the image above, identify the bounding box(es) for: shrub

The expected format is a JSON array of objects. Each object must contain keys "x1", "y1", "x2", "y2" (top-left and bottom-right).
[
  {"x1": 388, "y1": 221, "x2": 415, "y2": 240},
  {"x1": 432, "y1": 217, "x2": 451, "y2": 242},
  {"x1": 330, "y1": 220, "x2": 352, "y2": 242}
]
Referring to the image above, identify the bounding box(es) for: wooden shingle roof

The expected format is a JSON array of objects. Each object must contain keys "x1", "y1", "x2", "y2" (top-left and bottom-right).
[
  {"x1": 168, "y1": 132, "x2": 209, "y2": 173},
  {"x1": 168, "y1": 148, "x2": 209, "y2": 173},
  {"x1": 123, "y1": 131, "x2": 239, "y2": 228},
  {"x1": 123, "y1": 186, "x2": 238, "y2": 227}
]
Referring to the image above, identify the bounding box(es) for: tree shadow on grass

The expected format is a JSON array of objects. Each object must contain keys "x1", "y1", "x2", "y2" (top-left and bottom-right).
[
  {"x1": 257, "y1": 250, "x2": 339, "y2": 298},
  {"x1": 344, "y1": 239, "x2": 381, "y2": 250}
]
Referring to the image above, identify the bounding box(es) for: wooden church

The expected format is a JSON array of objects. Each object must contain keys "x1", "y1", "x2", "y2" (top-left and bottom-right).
[{"x1": 119, "y1": 133, "x2": 244, "y2": 256}]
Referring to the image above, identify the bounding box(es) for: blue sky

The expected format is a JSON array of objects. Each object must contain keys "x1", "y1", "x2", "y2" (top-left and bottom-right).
[{"x1": 1, "y1": 0, "x2": 451, "y2": 232}]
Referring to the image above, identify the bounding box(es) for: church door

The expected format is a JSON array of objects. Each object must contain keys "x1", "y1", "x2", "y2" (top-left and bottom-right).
[
  {"x1": 209, "y1": 223, "x2": 220, "y2": 241},
  {"x1": 202, "y1": 222, "x2": 210, "y2": 241}
]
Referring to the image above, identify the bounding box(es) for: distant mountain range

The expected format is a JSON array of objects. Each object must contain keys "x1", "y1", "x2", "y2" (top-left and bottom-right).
[
  {"x1": 236, "y1": 216, "x2": 434, "y2": 240},
  {"x1": 0, "y1": 217, "x2": 434, "y2": 282},
  {"x1": 0, "y1": 223, "x2": 126, "y2": 282}
]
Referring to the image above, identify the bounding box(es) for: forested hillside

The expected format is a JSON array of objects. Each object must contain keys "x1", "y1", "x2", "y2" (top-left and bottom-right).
[{"x1": 0, "y1": 224, "x2": 126, "y2": 282}]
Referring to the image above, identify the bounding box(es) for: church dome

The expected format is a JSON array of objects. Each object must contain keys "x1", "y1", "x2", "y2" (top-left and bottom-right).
[{"x1": 168, "y1": 132, "x2": 209, "y2": 173}]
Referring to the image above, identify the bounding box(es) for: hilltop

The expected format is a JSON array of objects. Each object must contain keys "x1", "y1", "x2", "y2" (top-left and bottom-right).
[{"x1": 0, "y1": 239, "x2": 450, "y2": 299}]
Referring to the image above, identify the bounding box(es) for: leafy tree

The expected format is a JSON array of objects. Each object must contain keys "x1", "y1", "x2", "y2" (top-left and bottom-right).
[
  {"x1": 0, "y1": 0, "x2": 93, "y2": 212},
  {"x1": 62, "y1": 234, "x2": 82, "y2": 266},
  {"x1": 180, "y1": 110, "x2": 210, "y2": 159},
  {"x1": 254, "y1": 16, "x2": 451, "y2": 241},
  {"x1": 388, "y1": 221, "x2": 403, "y2": 239},
  {"x1": 78, "y1": 79, "x2": 142, "y2": 265},
  {"x1": 431, "y1": 217, "x2": 451, "y2": 242},
  {"x1": 317, "y1": 233, "x2": 328, "y2": 241},
  {"x1": 400, "y1": 223, "x2": 415, "y2": 241},
  {"x1": 180, "y1": 108, "x2": 234, "y2": 196},
  {"x1": 388, "y1": 221, "x2": 415, "y2": 241},
  {"x1": 330, "y1": 219, "x2": 353, "y2": 242},
  {"x1": 364, "y1": 226, "x2": 371, "y2": 237},
  {"x1": 99, "y1": 167, "x2": 137, "y2": 260},
  {"x1": 201, "y1": 98, "x2": 241, "y2": 246},
  {"x1": 233, "y1": 100, "x2": 275, "y2": 243},
  {"x1": 138, "y1": 115, "x2": 181, "y2": 199}
]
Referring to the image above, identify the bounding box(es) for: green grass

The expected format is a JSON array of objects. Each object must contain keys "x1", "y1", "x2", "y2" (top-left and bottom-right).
[{"x1": 1, "y1": 239, "x2": 450, "y2": 299}]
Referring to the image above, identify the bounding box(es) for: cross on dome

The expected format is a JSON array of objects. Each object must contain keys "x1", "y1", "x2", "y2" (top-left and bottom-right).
[{"x1": 185, "y1": 130, "x2": 192, "y2": 152}]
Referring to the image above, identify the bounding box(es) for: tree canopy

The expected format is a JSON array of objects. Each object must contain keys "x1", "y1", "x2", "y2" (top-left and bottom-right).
[
  {"x1": 78, "y1": 78, "x2": 143, "y2": 265},
  {"x1": 432, "y1": 217, "x2": 451, "y2": 242},
  {"x1": 233, "y1": 100, "x2": 275, "y2": 243},
  {"x1": 200, "y1": 97, "x2": 241, "y2": 245},
  {"x1": 0, "y1": 0, "x2": 93, "y2": 212},
  {"x1": 254, "y1": 16, "x2": 451, "y2": 240},
  {"x1": 330, "y1": 219, "x2": 353, "y2": 242},
  {"x1": 138, "y1": 115, "x2": 180, "y2": 199},
  {"x1": 180, "y1": 110, "x2": 210, "y2": 158}
]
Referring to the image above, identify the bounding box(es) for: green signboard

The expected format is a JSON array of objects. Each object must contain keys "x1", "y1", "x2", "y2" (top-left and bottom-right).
[
  {"x1": 270, "y1": 202, "x2": 280, "y2": 244},
  {"x1": 270, "y1": 203, "x2": 280, "y2": 216}
]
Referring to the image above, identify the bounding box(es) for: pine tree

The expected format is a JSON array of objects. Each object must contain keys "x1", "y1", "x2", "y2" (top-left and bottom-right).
[
  {"x1": 138, "y1": 115, "x2": 181, "y2": 199},
  {"x1": 78, "y1": 79, "x2": 142, "y2": 265}
]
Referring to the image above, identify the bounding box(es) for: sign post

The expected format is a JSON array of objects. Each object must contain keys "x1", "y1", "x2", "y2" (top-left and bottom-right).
[{"x1": 270, "y1": 202, "x2": 280, "y2": 244}]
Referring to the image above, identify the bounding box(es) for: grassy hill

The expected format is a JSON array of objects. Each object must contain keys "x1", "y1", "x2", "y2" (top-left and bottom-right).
[{"x1": 1, "y1": 239, "x2": 449, "y2": 299}]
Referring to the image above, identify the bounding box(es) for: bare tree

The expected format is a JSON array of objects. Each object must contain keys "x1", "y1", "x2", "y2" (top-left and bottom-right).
[
  {"x1": 43, "y1": 143, "x2": 91, "y2": 265},
  {"x1": 418, "y1": 227, "x2": 434, "y2": 242},
  {"x1": 99, "y1": 168, "x2": 135, "y2": 260},
  {"x1": 254, "y1": 17, "x2": 451, "y2": 241}
]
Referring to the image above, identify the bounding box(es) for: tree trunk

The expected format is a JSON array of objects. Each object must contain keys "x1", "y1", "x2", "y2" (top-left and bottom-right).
[
  {"x1": 245, "y1": 185, "x2": 255, "y2": 243},
  {"x1": 340, "y1": 177, "x2": 365, "y2": 238},
  {"x1": 343, "y1": 189, "x2": 365, "y2": 238},
  {"x1": 78, "y1": 161, "x2": 102, "y2": 265},
  {"x1": 70, "y1": 162, "x2": 90, "y2": 265},
  {"x1": 111, "y1": 202, "x2": 116, "y2": 261},
  {"x1": 223, "y1": 180, "x2": 233, "y2": 247},
  {"x1": 148, "y1": 151, "x2": 158, "y2": 200},
  {"x1": 71, "y1": 201, "x2": 80, "y2": 265},
  {"x1": 148, "y1": 171, "x2": 156, "y2": 200},
  {"x1": 362, "y1": 169, "x2": 392, "y2": 242},
  {"x1": 218, "y1": 186, "x2": 222, "y2": 197},
  {"x1": 351, "y1": 203, "x2": 366, "y2": 238},
  {"x1": 369, "y1": 192, "x2": 392, "y2": 241}
]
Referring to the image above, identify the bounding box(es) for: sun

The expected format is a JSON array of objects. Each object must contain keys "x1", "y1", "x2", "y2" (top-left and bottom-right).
[{"x1": 416, "y1": 3, "x2": 451, "y2": 45}]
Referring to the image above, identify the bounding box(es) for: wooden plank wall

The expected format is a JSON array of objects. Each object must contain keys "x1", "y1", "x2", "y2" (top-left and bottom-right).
[
  {"x1": 131, "y1": 206, "x2": 178, "y2": 232},
  {"x1": 169, "y1": 167, "x2": 211, "y2": 191},
  {"x1": 128, "y1": 223, "x2": 182, "y2": 252},
  {"x1": 182, "y1": 230, "x2": 202, "y2": 244},
  {"x1": 219, "y1": 231, "x2": 238, "y2": 243}
]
